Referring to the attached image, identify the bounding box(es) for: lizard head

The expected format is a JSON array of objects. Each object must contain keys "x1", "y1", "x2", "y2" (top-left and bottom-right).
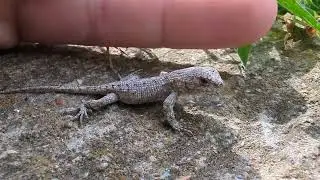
[
  {"x1": 168, "y1": 66, "x2": 224, "y2": 90},
  {"x1": 193, "y1": 67, "x2": 224, "y2": 87}
]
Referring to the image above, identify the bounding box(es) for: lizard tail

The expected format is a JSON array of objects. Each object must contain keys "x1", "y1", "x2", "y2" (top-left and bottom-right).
[{"x1": 0, "y1": 86, "x2": 108, "y2": 95}]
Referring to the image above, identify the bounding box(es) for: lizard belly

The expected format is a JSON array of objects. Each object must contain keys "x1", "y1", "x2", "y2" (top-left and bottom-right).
[{"x1": 117, "y1": 87, "x2": 171, "y2": 104}]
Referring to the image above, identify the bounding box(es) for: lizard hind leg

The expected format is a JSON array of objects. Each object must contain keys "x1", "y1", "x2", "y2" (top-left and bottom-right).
[{"x1": 60, "y1": 93, "x2": 119, "y2": 126}]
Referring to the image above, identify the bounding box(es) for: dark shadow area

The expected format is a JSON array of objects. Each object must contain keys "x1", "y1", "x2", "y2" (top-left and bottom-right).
[
  {"x1": 305, "y1": 125, "x2": 320, "y2": 140},
  {"x1": 205, "y1": 41, "x2": 315, "y2": 125},
  {"x1": 0, "y1": 44, "x2": 194, "y2": 90},
  {"x1": 203, "y1": 49, "x2": 240, "y2": 65}
]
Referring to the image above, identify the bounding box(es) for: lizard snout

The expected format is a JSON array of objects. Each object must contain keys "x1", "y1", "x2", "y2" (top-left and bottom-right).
[{"x1": 216, "y1": 79, "x2": 224, "y2": 86}]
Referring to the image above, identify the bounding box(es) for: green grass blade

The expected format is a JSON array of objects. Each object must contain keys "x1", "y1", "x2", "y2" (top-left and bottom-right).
[
  {"x1": 237, "y1": 44, "x2": 252, "y2": 67},
  {"x1": 278, "y1": 0, "x2": 320, "y2": 31}
]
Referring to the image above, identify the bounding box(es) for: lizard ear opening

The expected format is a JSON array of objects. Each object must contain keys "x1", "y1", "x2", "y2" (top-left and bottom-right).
[{"x1": 199, "y1": 77, "x2": 209, "y2": 85}]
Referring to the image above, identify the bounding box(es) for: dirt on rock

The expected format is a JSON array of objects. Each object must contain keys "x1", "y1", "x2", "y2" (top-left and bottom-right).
[{"x1": 0, "y1": 37, "x2": 319, "y2": 179}]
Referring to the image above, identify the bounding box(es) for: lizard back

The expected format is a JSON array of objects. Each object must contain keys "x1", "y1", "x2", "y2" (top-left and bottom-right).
[{"x1": 103, "y1": 76, "x2": 172, "y2": 104}]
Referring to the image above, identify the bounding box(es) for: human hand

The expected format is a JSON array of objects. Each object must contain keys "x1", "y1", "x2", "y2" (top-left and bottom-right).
[{"x1": 0, "y1": 0, "x2": 277, "y2": 49}]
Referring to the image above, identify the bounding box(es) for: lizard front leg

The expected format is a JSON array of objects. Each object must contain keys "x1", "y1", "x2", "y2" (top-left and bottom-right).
[
  {"x1": 60, "y1": 93, "x2": 119, "y2": 126},
  {"x1": 163, "y1": 92, "x2": 193, "y2": 136}
]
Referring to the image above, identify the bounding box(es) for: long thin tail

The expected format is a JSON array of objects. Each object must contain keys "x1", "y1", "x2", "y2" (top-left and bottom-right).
[{"x1": 0, "y1": 85, "x2": 109, "y2": 95}]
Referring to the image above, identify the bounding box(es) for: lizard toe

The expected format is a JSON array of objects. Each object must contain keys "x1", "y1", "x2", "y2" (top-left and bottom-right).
[
  {"x1": 77, "y1": 104, "x2": 90, "y2": 127},
  {"x1": 60, "y1": 104, "x2": 92, "y2": 127},
  {"x1": 59, "y1": 107, "x2": 80, "y2": 115},
  {"x1": 178, "y1": 128, "x2": 194, "y2": 137},
  {"x1": 167, "y1": 119, "x2": 194, "y2": 136}
]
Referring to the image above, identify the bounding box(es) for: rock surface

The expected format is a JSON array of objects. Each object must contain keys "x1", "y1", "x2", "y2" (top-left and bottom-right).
[{"x1": 0, "y1": 40, "x2": 319, "y2": 179}]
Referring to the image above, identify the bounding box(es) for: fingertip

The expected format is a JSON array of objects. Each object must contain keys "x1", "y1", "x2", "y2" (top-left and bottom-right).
[
  {"x1": 0, "y1": 0, "x2": 19, "y2": 49},
  {"x1": 0, "y1": 23, "x2": 19, "y2": 48},
  {"x1": 163, "y1": 0, "x2": 278, "y2": 48},
  {"x1": 237, "y1": 0, "x2": 278, "y2": 45},
  {"x1": 17, "y1": 0, "x2": 278, "y2": 49}
]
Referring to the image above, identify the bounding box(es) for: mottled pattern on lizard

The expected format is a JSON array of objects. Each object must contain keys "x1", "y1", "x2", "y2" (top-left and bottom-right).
[{"x1": 0, "y1": 66, "x2": 224, "y2": 135}]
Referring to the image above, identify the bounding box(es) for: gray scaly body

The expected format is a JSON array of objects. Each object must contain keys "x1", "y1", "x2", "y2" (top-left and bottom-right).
[{"x1": 0, "y1": 66, "x2": 223, "y2": 134}]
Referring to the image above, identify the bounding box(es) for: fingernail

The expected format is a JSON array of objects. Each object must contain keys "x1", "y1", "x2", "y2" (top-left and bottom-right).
[{"x1": 0, "y1": 22, "x2": 18, "y2": 49}]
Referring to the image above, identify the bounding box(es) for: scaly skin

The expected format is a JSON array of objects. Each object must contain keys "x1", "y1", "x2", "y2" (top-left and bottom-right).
[{"x1": 0, "y1": 66, "x2": 223, "y2": 135}]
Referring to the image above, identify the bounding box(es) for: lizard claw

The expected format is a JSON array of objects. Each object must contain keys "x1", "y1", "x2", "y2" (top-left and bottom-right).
[
  {"x1": 72, "y1": 104, "x2": 92, "y2": 127},
  {"x1": 181, "y1": 128, "x2": 194, "y2": 137},
  {"x1": 77, "y1": 104, "x2": 88, "y2": 126},
  {"x1": 168, "y1": 120, "x2": 194, "y2": 136},
  {"x1": 175, "y1": 126, "x2": 194, "y2": 137},
  {"x1": 59, "y1": 107, "x2": 79, "y2": 115},
  {"x1": 59, "y1": 103, "x2": 92, "y2": 127}
]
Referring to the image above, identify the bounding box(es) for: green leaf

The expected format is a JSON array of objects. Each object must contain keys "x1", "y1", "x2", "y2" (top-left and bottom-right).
[
  {"x1": 299, "y1": 0, "x2": 320, "y2": 13},
  {"x1": 278, "y1": 0, "x2": 320, "y2": 31},
  {"x1": 237, "y1": 44, "x2": 252, "y2": 67}
]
